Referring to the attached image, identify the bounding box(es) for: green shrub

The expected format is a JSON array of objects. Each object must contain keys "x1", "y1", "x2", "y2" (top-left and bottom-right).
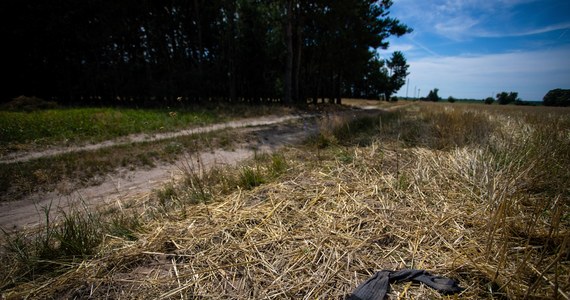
[
  {"x1": 239, "y1": 167, "x2": 265, "y2": 190},
  {"x1": 543, "y1": 88, "x2": 570, "y2": 107}
]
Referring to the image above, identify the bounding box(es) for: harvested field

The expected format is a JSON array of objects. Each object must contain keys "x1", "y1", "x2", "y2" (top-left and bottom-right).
[{"x1": 1, "y1": 102, "x2": 569, "y2": 299}]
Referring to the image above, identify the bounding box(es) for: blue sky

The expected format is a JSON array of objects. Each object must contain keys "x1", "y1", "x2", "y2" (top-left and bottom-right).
[{"x1": 379, "y1": 0, "x2": 570, "y2": 101}]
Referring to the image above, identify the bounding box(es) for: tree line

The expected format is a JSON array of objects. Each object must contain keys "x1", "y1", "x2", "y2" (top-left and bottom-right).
[
  {"x1": 419, "y1": 88, "x2": 570, "y2": 106},
  {"x1": 1, "y1": 0, "x2": 411, "y2": 107}
]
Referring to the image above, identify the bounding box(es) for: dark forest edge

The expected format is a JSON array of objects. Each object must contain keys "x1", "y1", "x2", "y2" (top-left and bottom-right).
[{"x1": 1, "y1": 0, "x2": 412, "y2": 107}]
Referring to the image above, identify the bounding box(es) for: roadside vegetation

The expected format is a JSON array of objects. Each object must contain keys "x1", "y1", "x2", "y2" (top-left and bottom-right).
[
  {"x1": 0, "y1": 99, "x2": 297, "y2": 201},
  {"x1": 0, "y1": 101, "x2": 292, "y2": 155},
  {"x1": 1, "y1": 102, "x2": 569, "y2": 299},
  {"x1": 0, "y1": 127, "x2": 249, "y2": 202}
]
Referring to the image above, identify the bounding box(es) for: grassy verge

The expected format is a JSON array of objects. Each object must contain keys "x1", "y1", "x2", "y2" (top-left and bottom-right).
[
  {"x1": 0, "y1": 150, "x2": 289, "y2": 292},
  {"x1": 1, "y1": 102, "x2": 568, "y2": 299},
  {"x1": 0, "y1": 104, "x2": 292, "y2": 155},
  {"x1": 0, "y1": 126, "x2": 249, "y2": 202}
]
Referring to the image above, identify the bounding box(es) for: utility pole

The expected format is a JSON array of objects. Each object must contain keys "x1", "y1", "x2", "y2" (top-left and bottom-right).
[{"x1": 405, "y1": 78, "x2": 409, "y2": 100}]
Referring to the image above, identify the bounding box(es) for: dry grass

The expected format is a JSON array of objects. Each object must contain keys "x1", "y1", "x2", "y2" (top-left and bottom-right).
[{"x1": 1, "y1": 102, "x2": 568, "y2": 299}]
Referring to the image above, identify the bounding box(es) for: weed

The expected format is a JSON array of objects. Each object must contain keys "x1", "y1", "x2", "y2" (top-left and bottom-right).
[
  {"x1": 269, "y1": 153, "x2": 288, "y2": 177},
  {"x1": 332, "y1": 115, "x2": 380, "y2": 146},
  {"x1": 1, "y1": 200, "x2": 104, "y2": 281},
  {"x1": 336, "y1": 149, "x2": 354, "y2": 164},
  {"x1": 179, "y1": 155, "x2": 214, "y2": 204},
  {"x1": 106, "y1": 213, "x2": 142, "y2": 241},
  {"x1": 156, "y1": 183, "x2": 179, "y2": 207},
  {"x1": 239, "y1": 166, "x2": 266, "y2": 190},
  {"x1": 164, "y1": 141, "x2": 183, "y2": 155},
  {"x1": 55, "y1": 210, "x2": 103, "y2": 257}
]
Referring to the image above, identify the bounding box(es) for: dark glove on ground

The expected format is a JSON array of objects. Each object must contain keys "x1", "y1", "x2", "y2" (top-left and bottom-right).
[{"x1": 348, "y1": 269, "x2": 464, "y2": 300}]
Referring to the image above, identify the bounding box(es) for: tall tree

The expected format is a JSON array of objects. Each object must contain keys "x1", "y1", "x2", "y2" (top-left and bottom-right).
[
  {"x1": 383, "y1": 51, "x2": 409, "y2": 100},
  {"x1": 1, "y1": 0, "x2": 412, "y2": 106}
]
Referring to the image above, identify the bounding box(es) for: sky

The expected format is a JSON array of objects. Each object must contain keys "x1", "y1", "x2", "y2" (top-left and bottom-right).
[{"x1": 379, "y1": 0, "x2": 570, "y2": 101}]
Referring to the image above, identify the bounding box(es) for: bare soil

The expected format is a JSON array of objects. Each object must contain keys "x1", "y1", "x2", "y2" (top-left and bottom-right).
[{"x1": 0, "y1": 107, "x2": 382, "y2": 231}]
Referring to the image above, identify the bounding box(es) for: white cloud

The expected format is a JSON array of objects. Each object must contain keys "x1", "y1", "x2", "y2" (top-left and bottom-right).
[
  {"x1": 475, "y1": 22, "x2": 570, "y2": 38},
  {"x1": 397, "y1": 46, "x2": 570, "y2": 100},
  {"x1": 391, "y1": 0, "x2": 555, "y2": 40},
  {"x1": 434, "y1": 16, "x2": 480, "y2": 40}
]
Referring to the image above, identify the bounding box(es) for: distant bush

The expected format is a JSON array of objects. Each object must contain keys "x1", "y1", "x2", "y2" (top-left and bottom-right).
[
  {"x1": 543, "y1": 88, "x2": 570, "y2": 107},
  {"x1": 496, "y1": 91, "x2": 519, "y2": 105},
  {"x1": 514, "y1": 100, "x2": 533, "y2": 106},
  {"x1": 426, "y1": 88, "x2": 440, "y2": 102},
  {"x1": 447, "y1": 96, "x2": 456, "y2": 103},
  {"x1": 484, "y1": 97, "x2": 495, "y2": 105},
  {"x1": 1, "y1": 95, "x2": 57, "y2": 111},
  {"x1": 390, "y1": 96, "x2": 399, "y2": 102}
]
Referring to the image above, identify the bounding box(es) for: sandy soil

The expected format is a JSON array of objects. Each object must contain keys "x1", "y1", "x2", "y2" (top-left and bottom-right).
[
  {"x1": 0, "y1": 103, "x2": 389, "y2": 232},
  {"x1": 0, "y1": 110, "x2": 354, "y2": 231}
]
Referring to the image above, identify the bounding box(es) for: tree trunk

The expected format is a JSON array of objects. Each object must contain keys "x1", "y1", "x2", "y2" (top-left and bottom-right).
[
  {"x1": 193, "y1": 0, "x2": 203, "y2": 101},
  {"x1": 336, "y1": 72, "x2": 342, "y2": 105},
  {"x1": 228, "y1": 2, "x2": 237, "y2": 103},
  {"x1": 283, "y1": 0, "x2": 293, "y2": 105},
  {"x1": 293, "y1": 3, "x2": 302, "y2": 105}
]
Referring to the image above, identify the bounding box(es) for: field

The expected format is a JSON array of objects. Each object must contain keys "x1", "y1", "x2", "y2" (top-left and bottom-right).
[{"x1": 1, "y1": 101, "x2": 569, "y2": 299}]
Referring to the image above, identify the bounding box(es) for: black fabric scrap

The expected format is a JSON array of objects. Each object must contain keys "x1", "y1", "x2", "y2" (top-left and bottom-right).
[{"x1": 348, "y1": 269, "x2": 464, "y2": 300}]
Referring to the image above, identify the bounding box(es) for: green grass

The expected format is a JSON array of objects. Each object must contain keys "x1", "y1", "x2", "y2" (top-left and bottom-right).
[
  {"x1": 0, "y1": 107, "x2": 222, "y2": 154},
  {"x1": 0, "y1": 129, "x2": 246, "y2": 202},
  {"x1": 1, "y1": 201, "x2": 104, "y2": 284},
  {"x1": 238, "y1": 166, "x2": 266, "y2": 190},
  {"x1": 0, "y1": 103, "x2": 293, "y2": 155},
  {"x1": 0, "y1": 102, "x2": 290, "y2": 202}
]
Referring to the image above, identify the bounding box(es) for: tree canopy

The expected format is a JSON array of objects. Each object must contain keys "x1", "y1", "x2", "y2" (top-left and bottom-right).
[
  {"x1": 1, "y1": 0, "x2": 412, "y2": 107},
  {"x1": 426, "y1": 88, "x2": 440, "y2": 102},
  {"x1": 543, "y1": 89, "x2": 570, "y2": 107},
  {"x1": 496, "y1": 92, "x2": 520, "y2": 105}
]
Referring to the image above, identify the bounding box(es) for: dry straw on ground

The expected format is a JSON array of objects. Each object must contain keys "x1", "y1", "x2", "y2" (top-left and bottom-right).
[{"x1": 2, "y1": 102, "x2": 568, "y2": 299}]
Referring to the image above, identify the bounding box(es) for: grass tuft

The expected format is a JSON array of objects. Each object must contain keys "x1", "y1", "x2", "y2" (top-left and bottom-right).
[{"x1": 239, "y1": 166, "x2": 266, "y2": 190}]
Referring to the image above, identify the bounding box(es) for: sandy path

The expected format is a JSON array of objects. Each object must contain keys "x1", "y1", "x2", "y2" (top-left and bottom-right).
[
  {"x1": 0, "y1": 107, "x2": 382, "y2": 232},
  {"x1": 0, "y1": 115, "x2": 322, "y2": 231},
  {"x1": 0, "y1": 114, "x2": 311, "y2": 164}
]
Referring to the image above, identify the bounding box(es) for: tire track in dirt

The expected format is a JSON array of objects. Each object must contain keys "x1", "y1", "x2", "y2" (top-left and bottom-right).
[
  {"x1": 0, "y1": 108, "x2": 384, "y2": 231},
  {"x1": 0, "y1": 114, "x2": 311, "y2": 164}
]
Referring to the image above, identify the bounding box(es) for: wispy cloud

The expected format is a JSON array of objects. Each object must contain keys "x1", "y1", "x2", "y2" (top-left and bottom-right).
[
  {"x1": 399, "y1": 46, "x2": 570, "y2": 100},
  {"x1": 391, "y1": 0, "x2": 562, "y2": 41},
  {"x1": 475, "y1": 22, "x2": 570, "y2": 38},
  {"x1": 434, "y1": 17, "x2": 480, "y2": 40},
  {"x1": 387, "y1": 0, "x2": 569, "y2": 100}
]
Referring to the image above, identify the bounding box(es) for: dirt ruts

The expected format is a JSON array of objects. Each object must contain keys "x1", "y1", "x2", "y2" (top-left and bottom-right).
[{"x1": 0, "y1": 107, "x2": 381, "y2": 231}]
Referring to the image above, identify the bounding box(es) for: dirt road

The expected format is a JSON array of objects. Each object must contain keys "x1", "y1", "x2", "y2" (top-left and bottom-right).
[
  {"x1": 0, "y1": 114, "x2": 312, "y2": 164},
  {"x1": 1, "y1": 107, "x2": 386, "y2": 231}
]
